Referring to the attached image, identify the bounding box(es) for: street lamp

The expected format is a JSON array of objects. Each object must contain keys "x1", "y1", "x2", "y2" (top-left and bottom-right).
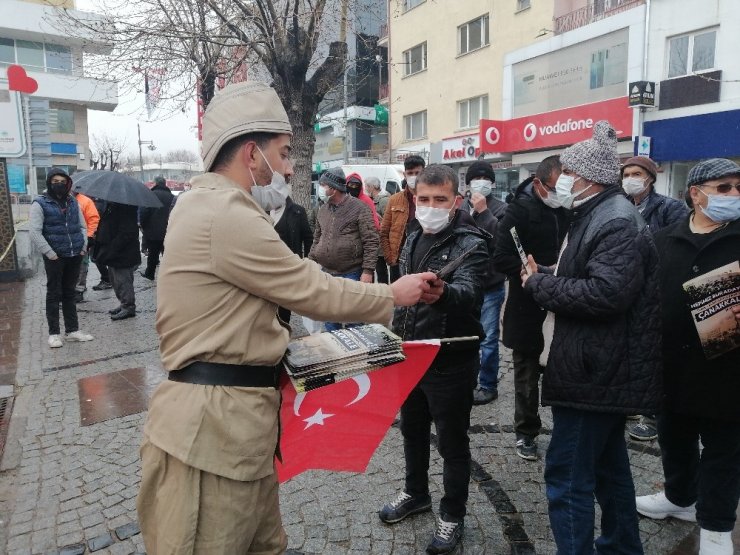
[{"x1": 137, "y1": 123, "x2": 156, "y2": 183}]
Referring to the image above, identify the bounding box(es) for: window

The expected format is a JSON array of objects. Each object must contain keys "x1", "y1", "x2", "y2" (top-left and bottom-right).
[
  {"x1": 16, "y1": 40, "x2": 44, "y2": 70},
  {"x1": 457, "y1": 95, "x2": 488, "y2": 129},
  {"x1": 0, "y1": 38, "x2": 14, "y2": 66},
  {"x1": 668, "y1": 29, "x2": 716, "y2": 78},
  {"x1": 403, "y1": 42, "x2": 427, "y2": 76},
  {"x1": 458, "y1": 15, "x2": 489, "y2": 55},
  {"x1": 403, "y1": 0, "x2": 425, "y2": 11},
  {"x1": 517, "y1": 0, "x2": 531, "y2": 10},
  {"x1": 404, "y1": 110, "x2": 427, "y2": 140},
  {"x1": 45, "y1": 44, "x2": 72, "y2": 73},
  {"x1": 50, "y1": 109, "x2": 76, "y2": 134}
]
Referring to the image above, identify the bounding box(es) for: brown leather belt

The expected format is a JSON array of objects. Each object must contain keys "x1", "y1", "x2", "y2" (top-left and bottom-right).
[{"x1": 168, "y1": 361, "x2": 279, "y2": 388}]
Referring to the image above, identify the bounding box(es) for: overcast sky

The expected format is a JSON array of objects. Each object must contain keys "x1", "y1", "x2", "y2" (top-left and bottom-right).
[{"x1": 77, "y1": 0, "x2": 201, "y2": 159}]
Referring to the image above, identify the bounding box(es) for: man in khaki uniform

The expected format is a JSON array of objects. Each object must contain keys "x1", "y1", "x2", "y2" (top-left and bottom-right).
[{"x1": 136, "y1": 82, "x2": 440, "y2": 554}]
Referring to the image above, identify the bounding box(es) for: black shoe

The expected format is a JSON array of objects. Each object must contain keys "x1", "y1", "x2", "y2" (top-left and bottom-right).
[
  {"x1": 426, "y1": 515, "x2": 464, "y2": 554},
  {"x1": 74, "y1": 291, "x2": 84, "y2": 303},
  {"x1": 92, "y1": 281, "x2": 112, "y2": 291},
  {"x1": 108, "y1": 306, "x2": 123, "y2": 315},
  {"x1": 515, "y1": 435, "x2": 538, "y2": 461},
  {"x1": 139, "y1": 271, "x2": 155, "y2": 281},
  {"x1": 111, "y1": 308, "x2": 136, "y2": 321},
  {"x1": 378, "y1": 491, "x2": 432, "y2": 524},
  {"x1": 472, "y1": 386, "x2": 498, "y2": 405}
]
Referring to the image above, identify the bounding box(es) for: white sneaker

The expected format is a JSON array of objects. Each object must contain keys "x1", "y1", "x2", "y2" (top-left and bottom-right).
[
  {"x1": 64, "y1": 330, "x2": 94, "y2": 342},
  {"x1": 699, "y1": 529, "x2": 733, "y2": 555},
  {"x1": 635, "y1": 491, "x2": 696, "y2": 522},
  {"x1": 48, "y1": 335, "x2": 63, "y2": 348}
]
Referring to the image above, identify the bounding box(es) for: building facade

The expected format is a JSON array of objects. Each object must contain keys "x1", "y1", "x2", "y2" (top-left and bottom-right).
[
  {"x1": 385, "y1": 0, "x2": 554, "y2": 195},
  {"x1": 1, "y1": 0, "x2": 118, "y2": 196}
]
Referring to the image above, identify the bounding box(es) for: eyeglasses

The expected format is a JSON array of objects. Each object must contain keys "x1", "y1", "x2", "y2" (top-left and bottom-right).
[{"x1": 699, "y1": 183, "x2": 740, "y2": 194}]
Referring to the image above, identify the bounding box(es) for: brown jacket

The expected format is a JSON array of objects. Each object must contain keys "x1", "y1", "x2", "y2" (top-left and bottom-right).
[
  {"x1": 308, "y1": 194, "x2": 379, "y2": 275},
  {"x1": 380, "y1": 188, "x2": 414, "y2": 264},
  {"x1": 144, "y1": 173, "x2": 394, "y2": 482}
]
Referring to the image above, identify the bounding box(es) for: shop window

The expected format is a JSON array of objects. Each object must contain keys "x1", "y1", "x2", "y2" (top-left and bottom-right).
[
  {"x1": 16, "y1": 40, "x2": 44, "y2": 70},
  {"x1": 668, "y1": 29, "x2": 716, "y2": 78},
  {"x1": 0, "y1": 38, "x2": 15, "y2": 66},
  {"x1": 459, "y1": 15, "x2": 489, "y2": 55},
  {"x1": 45, "y1": 44, "x2": 73, "y2": 74},
  {"x1": 589, "y1": 42, "x2": 627, "y2": 90},
  {"x1": 403, "y1": 0, "x2": 425, "y2": 12},
  {"x1": 403, "y1": 42, "x2": 427, "y2": 77},
  {"x1": 457, "y1": 95, "x2": 488, "y2": 130},
  {"x1": 404, "y1": 110, "x2": 427, "y2": 140},
  {"x1": 51, "y1": 109, "x2": 76, "y2": 134}
]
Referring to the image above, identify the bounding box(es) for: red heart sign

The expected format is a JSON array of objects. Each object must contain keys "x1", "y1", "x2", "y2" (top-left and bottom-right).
[{"x1": 7, "y1": 64, "x2": 38, "y2": 94}]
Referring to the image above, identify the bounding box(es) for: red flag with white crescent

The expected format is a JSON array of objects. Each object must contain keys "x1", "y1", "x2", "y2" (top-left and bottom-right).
[{"x1": 276, "y1": 340, "x2": 440, "y2": 483}]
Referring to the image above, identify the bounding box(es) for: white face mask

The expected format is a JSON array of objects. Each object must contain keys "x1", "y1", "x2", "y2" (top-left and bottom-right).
[
  {"x1": 416, "y1": 204, "x2": 454, "y2": 234},
  {"x1": 622, "y1": 176, "x2": 648, "y2": 197},
  {"x1": 541, "y1": 191, "x2": 561, "y2": 209},
  {"x1": 248, "y1": 145, "x2": 289, "y2": 212},
  {"x1": 469, "y1": 179, "x2": 492, "y2": 197},
  {"x1": 406, "y1": 175, "x2": 417, "y2": 190},
  {"x1": 555, "y1": 174, "x2": 592, "y2": 210},
  {"x1": 317, "y1": 185, "x2": 331, "y2": 203}
]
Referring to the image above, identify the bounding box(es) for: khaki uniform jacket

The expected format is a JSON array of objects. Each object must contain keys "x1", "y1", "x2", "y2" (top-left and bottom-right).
[
  {"x1": 380, "y1": 189, "x2": 413, "y2": 265},
  {"x1": 144, "y1": 173, "x2": 394, "y2": 482}
]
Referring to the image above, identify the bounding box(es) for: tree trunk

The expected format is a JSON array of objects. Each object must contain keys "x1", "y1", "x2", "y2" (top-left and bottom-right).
[{"x1": 289, "y1": 116, "x2": 316, "y2": 211}]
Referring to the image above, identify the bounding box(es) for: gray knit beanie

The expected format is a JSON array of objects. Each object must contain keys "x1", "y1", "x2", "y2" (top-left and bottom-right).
[
  {"x1": 319, "y1": 167, "x2": 347, "y2": 192},
  {"x1": 560, "y1": 121, "x2": 621, "y2": 186}
]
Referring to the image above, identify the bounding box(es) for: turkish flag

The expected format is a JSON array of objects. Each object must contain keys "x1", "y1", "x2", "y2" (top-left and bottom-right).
[{"x1": 276, "y1": 340, "x2": 440, "y2": 483}]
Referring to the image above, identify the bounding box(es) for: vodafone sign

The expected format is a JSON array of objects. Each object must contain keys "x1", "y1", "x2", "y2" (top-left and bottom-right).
[{"x1": 479, "y1": 97, "x2": 632, "y2": 154}]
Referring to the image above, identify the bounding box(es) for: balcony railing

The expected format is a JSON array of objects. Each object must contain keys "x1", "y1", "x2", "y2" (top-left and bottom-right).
[{"x1": 554, "y1": 0, "x2": 644, "y2": 35}]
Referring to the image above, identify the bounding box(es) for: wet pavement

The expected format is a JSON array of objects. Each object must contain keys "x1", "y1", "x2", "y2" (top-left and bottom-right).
[{"x1": 0, "y1": 268, "x2": 737, "y2": 554}]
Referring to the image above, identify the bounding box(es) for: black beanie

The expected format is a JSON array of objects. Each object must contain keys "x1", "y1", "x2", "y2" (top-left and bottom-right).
[{"x1": 465, "y1": 161, "x2": 495, "y2": 185}]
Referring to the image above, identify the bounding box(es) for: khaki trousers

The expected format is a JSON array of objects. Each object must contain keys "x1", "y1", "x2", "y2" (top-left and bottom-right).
[{"x1": 137, "y1": 440, "x2": 287, "y2": 555}]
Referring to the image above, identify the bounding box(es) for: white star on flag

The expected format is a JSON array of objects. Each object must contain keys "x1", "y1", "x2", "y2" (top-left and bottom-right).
[{"x1": 303, "y1": 408, "x2": 335, "y2": 430}]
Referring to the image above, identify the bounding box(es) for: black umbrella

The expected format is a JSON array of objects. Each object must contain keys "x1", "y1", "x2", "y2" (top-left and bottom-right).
[{"x1": 72, "y1": 171, "x2": 163, "y2": 208}]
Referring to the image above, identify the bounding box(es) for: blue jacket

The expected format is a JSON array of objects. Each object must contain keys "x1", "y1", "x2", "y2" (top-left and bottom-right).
[
  {"x1": 33, "y1": 194, "x2": 85, "y2": 258},
  {"x1": 635, "y1": 190, "x2": 690, "y2": 231}
]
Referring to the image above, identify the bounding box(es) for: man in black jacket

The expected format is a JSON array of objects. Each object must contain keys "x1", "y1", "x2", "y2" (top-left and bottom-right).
[
  {"x1": 139, "y1": 176, "x2": 174, "y2": 281},
  {"x1": 635, "y1": 158, "x2": 740, "y2": 555},
  {"x1": 492, "y1": 155, "x2": 567, "y2": 461},
  {"x1": 378, "y1": 164, "x2": 488, "y2": 555},
  {"x1": 272, "y1": 195, "x2": 313, "y2": 323},
  {"x1": 522, "y1": 122, "x2": 661, "y2": 554},
  {"x1": 460, "y1": 161, "x2": 507, "y2": 405}
]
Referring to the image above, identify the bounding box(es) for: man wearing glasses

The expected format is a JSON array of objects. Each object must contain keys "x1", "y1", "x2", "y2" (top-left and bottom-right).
[{"x1": 636, "y1": 158, "x2": 740, "y2": 555}]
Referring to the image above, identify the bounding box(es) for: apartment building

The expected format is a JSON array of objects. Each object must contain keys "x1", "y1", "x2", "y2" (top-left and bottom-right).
[
  {"x1": 1, "y1": 0, "x2": 118, "y2": 196},
  {"x1": 385, "y1": 0, "x2": 553, "y2": 193}
]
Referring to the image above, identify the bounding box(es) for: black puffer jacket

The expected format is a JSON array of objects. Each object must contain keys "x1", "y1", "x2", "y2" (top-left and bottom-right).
[
  {"x1": 654, "y1": 217, "x2": 740, "y2": 422},
  {"x1": 274, "y1": 196, "x2": 313, "y2": 257},
  {"x1": 393, "y1": 210, "x2": 489, "y2": 367},
  {"x1": 630, "y1": 189, "x2": 689, "y2": 230},
  {"x1": 139, "y1": 183, "x2": 174, "y2": 241},
  {"x1": 493, "y1": 179, "x2": 568, "y2": 353},
  {"x1": 94, "y1": 202, "x2": 141, "y2": 268},
  {"x1": 524, "y1": 188, "x2": 662, "y2": 414},
  {"x1": 460, "y1": 194, "x2": 508, "y2": 290}
]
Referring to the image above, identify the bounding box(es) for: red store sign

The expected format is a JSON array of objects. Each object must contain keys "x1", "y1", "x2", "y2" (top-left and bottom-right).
[{"x1": 479, "y1": 97, "x2": 632, "y2": 154}]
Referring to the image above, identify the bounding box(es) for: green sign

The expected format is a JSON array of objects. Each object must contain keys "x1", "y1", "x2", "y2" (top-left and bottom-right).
[
  {"x1": 313, "y1": 162, "x2": 323, "y2": 173},
  {"x1": 374, "y1": 104, "x2": 388, "y2": 125}
]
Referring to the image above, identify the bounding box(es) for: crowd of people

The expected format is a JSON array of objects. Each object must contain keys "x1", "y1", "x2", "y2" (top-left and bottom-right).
[{"x1": 29, "y1": 79, "x2": 739, "y2": 555}]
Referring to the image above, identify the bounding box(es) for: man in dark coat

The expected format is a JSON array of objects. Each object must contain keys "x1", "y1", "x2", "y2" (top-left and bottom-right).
[
  {"x1": 522, "y1": 122, "x2": 661, "y2": 554},
  {"x1": 138, "y1": 176, "x2": 174, "y2": 280},
  {"x1": 492, "y1": 155, "x2": 567, "y2": 461},
  {"x1": 94, "y1": 202, "x2": 141, "y2": 320},
  {"x1": 636, "y1": 158, "x2": 740, "y2": 555},
  {"x1": 460, "y1": 161, "x2": 507, "y2": 406},
  {"x1": 272, "y1": 195, "x2": 313, "y2": 323},
  {"x1": 378, "y1": 164, "x2": 489, "y2": 555}
]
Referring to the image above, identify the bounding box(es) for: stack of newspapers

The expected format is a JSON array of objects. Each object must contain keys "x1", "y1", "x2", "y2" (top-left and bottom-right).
[{"x1": 283, "y1": 324, "x2": 406, "y2": 392}]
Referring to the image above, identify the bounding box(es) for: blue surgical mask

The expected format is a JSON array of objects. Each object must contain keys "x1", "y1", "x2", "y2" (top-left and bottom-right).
[
  {"x1": 698, "y1": 189, "x2": 740, "y2": 223},
  {"x1": 469, "y1": 179, "x2": 492, "y2": 197}
]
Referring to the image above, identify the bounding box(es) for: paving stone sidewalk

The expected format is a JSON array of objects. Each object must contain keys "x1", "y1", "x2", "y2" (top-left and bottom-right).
[{"x1": 0, "y1": 269, "x2": 719, "y2": 554}]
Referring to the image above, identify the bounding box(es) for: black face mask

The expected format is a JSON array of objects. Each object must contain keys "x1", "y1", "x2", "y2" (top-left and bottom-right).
[
  {"x1": 347, "y1": 184, "x2": 361, "y2": 198},
  {"x1": 49, "y1": 182, "x2": 68, "y2": 199}
]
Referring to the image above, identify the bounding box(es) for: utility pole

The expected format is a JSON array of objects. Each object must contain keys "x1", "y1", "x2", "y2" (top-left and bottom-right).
[
  {"x1": 137, "y1": 123, "x2": 155, "y2": 183},
  {"x1": 23, "y1": 95, "x2": 35, "y2": 196},
  {"x1": 343, "y1": 66, "x2": 349, "y2": 164}
]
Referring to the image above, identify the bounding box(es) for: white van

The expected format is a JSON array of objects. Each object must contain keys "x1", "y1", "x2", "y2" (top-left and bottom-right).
[{"x1": 341, "y1": 164, "x2": 405, "y2": 195}]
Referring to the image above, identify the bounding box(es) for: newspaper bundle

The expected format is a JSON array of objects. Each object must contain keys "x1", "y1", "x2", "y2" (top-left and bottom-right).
[
  {"x1": 283, "y1": 324, "x2": 406, "y2": 392},
  {"x1": 682, "y1": 261, "x2": 740, "y2": 360}
]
